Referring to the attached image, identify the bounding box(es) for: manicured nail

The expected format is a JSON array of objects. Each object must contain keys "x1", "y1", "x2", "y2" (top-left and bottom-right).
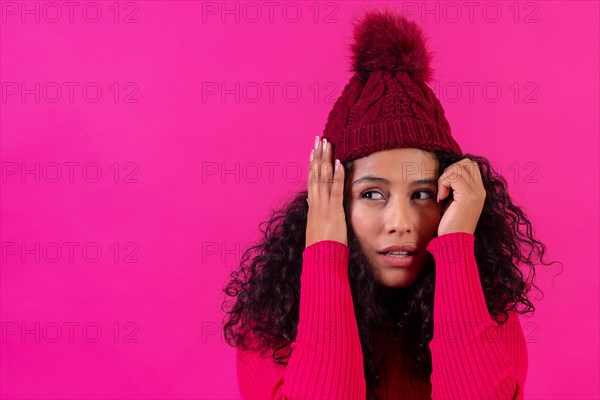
[
  {"x1": 323, "y1": 139, "x2": 327, "y2": 153},
  {"x1": 335, "y1": 159, "x2": 340, "y2": 170},
  {"x1": 314, "y1": 136, "x2": 319, "y2": 149}
]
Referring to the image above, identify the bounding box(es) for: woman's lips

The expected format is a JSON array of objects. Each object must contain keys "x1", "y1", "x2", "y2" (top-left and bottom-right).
[{"x1": 379, "y1": 252, "x2": 416, "y2": 268}]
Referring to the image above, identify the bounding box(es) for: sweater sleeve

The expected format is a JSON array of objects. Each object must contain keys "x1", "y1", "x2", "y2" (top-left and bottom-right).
[
  {"x1": 236, "y1": 240, "x2": 367, "y2": 400},
  {"x1": 426, "y1": 232, "x2": 529, "y2": 400}
]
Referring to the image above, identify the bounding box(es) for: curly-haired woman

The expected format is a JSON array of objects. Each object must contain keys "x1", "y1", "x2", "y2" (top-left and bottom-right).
[{"x1": 223, "y1": 8, "x2": 559, "y2": 400}]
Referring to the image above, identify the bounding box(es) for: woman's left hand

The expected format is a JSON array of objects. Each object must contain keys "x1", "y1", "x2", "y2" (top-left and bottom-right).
[{"x1": 436, "y1": 158, "x2": 486, "y2": 236}]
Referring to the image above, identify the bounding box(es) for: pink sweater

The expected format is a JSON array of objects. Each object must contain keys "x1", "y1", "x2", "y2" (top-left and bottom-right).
[{"x1": 236, "y1": 232, "x2": 528, "y2": 399}]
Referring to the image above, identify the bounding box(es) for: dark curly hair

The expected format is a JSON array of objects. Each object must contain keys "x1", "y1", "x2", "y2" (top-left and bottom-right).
[{"x1": 221, "y1": 150, "x2": 562, "y2": 399}]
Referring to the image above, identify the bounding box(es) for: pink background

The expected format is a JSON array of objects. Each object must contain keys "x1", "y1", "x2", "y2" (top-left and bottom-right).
[{"x1": 1, "y1": 1, "x2": 598, "y2": 399}]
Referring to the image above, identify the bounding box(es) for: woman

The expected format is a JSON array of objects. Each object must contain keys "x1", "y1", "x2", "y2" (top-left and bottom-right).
[{"x1": 222, "y1": 9, "x2": 559, "y2": 400}]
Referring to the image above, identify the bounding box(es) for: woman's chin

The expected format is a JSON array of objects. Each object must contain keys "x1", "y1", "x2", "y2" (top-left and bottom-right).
[
  {"x1": 372, "y1": 254, "x2": 425, "y2": 288},
  {"x1": 376, "y1": 269, "x2": 418, "y2": 288}
]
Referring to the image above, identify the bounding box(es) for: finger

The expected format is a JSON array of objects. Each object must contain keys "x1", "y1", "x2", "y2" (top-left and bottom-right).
[
  {"x1": 468, "y1": 160, "x2": 484, "y2": 187},
  {"x1": 307, "y1": 148, "x2": 315, "y2": 204},
  {"x1": 312, "y1": 136, "x2": 323, "y2": 198},
  {"x1": 321, "y1": 138, "x2": 333, "y2": 199},
  {"x1": 437, "y1": 167, "x2": 455, "y2": 202},
  {"x1": 461, "y1": 158, "x2": 484, "y2": 185},
  {"x1": 437, "y1": 179, "x2": 450, "y2": 203},
  {"x1": 330, "y1": 158, "x2": 344, "y2": 204},
  {"x1": 308, "y1": 136, "x2": 321, "y2": 202},
  {"x1": 453, "y1": 162, "x2": 476, "y2": 191},
  {"x1": 465, "y1": 160, "x2": 486, "y2": 197}
]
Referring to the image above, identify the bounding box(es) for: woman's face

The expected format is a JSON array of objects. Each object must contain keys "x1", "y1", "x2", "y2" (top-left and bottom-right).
[{"x1": 346, "y1": 148, "x2": 442, "y2": 288}]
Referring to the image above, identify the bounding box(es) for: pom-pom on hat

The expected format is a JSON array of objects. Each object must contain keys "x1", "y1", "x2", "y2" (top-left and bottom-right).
[{"x1": 322, "y1": 9, "x2": 462, "y2": 163}]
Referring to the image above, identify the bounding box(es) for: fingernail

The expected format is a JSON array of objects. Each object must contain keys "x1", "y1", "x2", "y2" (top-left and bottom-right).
[
  {"x1": 437, "y1": 194, "x2": 440, "y2": 203},
  {"x1": 310, "y1": 149, "x2": 314, "y2": 161},
  {"x1": 314, "y1": 136, "x2": 319, "y2": 149},
  {"x1": 335, "y1": 159, "x2": 340, "y2": 170},
  {"x1": 323, "y1": 139, "x2": 327, "y2": 153}
]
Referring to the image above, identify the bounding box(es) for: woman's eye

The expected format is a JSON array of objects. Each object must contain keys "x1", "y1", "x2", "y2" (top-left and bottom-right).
[
  {"x1": 413, "y1": 190, "x2": 435, "y2": 200},
  {"x1": 361, "y1": 190, "x2": 384, "y2": 200},
  {"x1": 360, "y1": 190, "x2": 435, "y2": 201}
]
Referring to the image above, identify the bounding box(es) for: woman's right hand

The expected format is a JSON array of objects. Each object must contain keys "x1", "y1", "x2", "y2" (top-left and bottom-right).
[{"x1": 305, "y1": 136, "x2": 348, "y2": 248}]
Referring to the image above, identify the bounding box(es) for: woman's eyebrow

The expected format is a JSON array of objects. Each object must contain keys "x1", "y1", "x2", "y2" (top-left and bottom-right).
[
  {"x1": 352, "y1": 176, "x2": 438, "y2": 187},
  {"x1": 352, "y1": 175, "x2": 389, "y2": 187},
  {"x1": 410, "y1": 178, "x2": 438, "y2": 187}
]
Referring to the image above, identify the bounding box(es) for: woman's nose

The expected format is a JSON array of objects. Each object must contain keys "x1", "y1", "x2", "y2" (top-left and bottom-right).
[{"x1": 384, "y1": 200, "x2": 414, "y2": 234}]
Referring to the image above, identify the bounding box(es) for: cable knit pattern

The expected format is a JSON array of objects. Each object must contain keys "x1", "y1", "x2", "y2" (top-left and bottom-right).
[
  {"x1": 323, "y1": 68, "x2": 462, "y2": 163},
  {"x1": 236, "y1": 233, "x2": 528, "y2": 399},
  {"x1": 321, "y1": 9, "x2": 463, "y2": 163}
]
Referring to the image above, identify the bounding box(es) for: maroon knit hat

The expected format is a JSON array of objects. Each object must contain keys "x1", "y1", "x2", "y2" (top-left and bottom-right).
[{"x1": 322, "y1": 9, "x2": 462, "y2": 163}]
